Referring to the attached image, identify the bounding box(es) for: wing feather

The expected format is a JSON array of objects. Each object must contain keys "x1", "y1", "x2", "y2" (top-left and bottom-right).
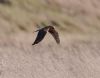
[
  {"x1": 48, "y1": 27, "x2": 60, "y2": 44},
  {"x1": 32, "y1": 29, "x2": 47, "y2": 45}
]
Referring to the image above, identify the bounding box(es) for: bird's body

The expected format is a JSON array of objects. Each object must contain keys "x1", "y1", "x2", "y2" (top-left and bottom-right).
[{"x1": 32, "y1": 26, "x2": 60, "y2": 45}]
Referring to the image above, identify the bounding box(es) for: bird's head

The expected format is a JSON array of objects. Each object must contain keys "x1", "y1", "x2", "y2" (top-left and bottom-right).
[{"x1": 48, "y1": 25, "x2": 55, "y2": 29}]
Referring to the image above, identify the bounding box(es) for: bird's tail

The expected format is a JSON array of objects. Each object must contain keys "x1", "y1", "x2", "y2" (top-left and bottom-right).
[
  {"x1": 35, "y1": 30, "x2": 39, "y2": 32},
  {"x1": 33, "y1": 29, "x2": 39, "y2": 33}
]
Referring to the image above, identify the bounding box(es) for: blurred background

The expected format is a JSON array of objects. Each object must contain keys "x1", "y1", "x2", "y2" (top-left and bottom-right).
[
  {"x1": 0, "y1": 0, "x2": 100, "y2": 35},
  {"x1": 0, "y1": 0, "x2": 100, "y2": 78}
]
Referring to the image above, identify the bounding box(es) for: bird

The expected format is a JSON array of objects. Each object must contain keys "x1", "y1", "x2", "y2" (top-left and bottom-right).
[{"x1": 32, "y1": 26, "x2": 60, "y2": 45}]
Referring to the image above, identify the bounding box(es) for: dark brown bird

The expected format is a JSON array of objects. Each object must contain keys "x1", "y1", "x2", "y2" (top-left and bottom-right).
[{"x1": 32, "y1": 26, "x2": 60, "y2": 45}]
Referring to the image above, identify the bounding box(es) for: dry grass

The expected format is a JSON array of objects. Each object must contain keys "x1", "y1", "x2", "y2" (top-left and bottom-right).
[
  {"x1": 0, "y1": 34, "x2": 100, "y2": 78},
  {"x1": 0, "y1": 0, "x2": 100, "y2": 34}
]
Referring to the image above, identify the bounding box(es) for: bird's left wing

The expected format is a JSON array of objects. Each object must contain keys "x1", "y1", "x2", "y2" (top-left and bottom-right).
[{"x1": 32, "y1": 29, "x2": 47, "y2": 45}]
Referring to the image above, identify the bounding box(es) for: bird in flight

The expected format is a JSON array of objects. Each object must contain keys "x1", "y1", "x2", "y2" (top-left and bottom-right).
[{"x1": 32, "y1": 26, "x2": 60, "y2": 45}]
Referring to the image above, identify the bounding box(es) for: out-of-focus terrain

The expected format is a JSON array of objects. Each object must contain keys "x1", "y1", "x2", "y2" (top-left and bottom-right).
[
  {"x1": 0, "y1": 0, "x2": 100, "y2": 78},
  {"x1": 1, "y1": 0, "x2": 100, "y2": 34}
]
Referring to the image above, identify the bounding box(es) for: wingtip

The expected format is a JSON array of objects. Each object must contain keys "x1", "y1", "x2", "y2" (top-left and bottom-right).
[{"x1": 32, "y1": 43, "x2": 35, "y2": 45}]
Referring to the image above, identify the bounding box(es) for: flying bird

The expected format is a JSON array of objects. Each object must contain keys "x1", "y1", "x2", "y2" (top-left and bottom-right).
[{"x1": 32, "y1": 26, "x2": 60, "y2": 45}]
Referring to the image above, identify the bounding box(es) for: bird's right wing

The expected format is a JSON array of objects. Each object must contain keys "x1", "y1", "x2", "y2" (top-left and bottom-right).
[
  {"x1": 48, "y1": 27, "x2": 60, "y2": 44},
  {"x1": 32, "y1": 29, "x2": 47, "y2": 45}
]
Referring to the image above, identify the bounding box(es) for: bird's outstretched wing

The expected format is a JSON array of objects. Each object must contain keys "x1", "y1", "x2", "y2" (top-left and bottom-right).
[
  {"x1": 48, "y1": 27, "x2": 60, "y2": 44},
  {"x1": 32, "y1": 29, "x2": 47, "y2": 45}
]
